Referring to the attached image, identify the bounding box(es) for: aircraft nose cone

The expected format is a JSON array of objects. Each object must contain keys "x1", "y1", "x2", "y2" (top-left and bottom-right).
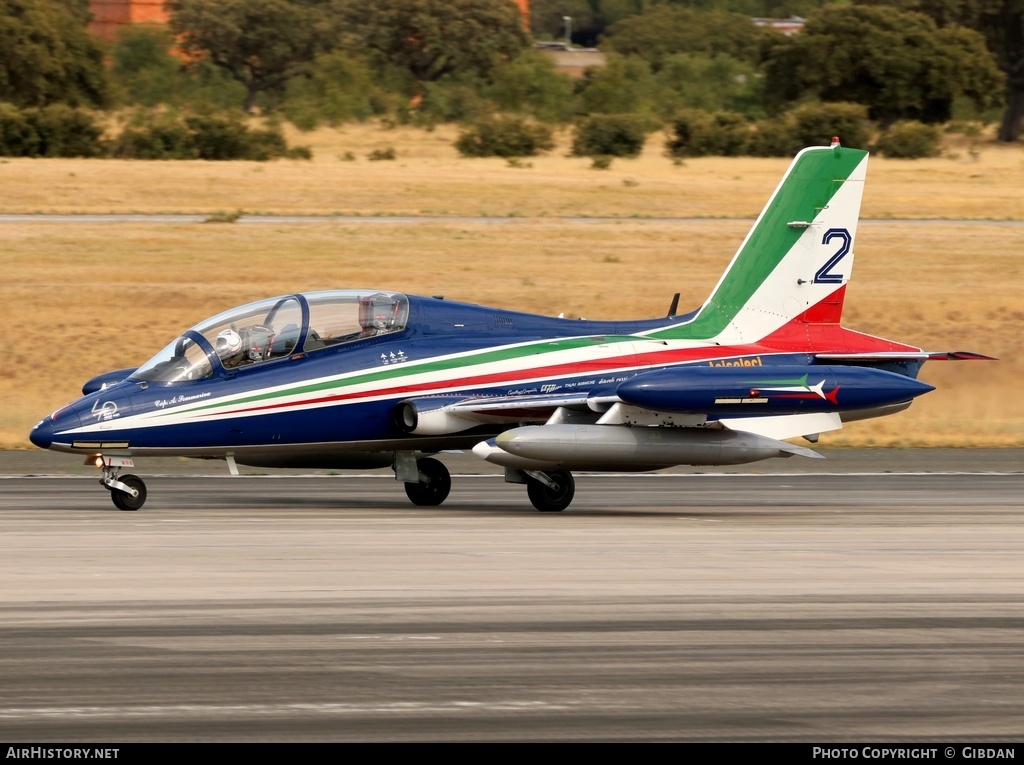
[
  {"x1": 29, "y1": 417, "x2": 53, "y2": 449},
  {"x1": 30, "y1": 406, "x2": 81, "y2": 450}
]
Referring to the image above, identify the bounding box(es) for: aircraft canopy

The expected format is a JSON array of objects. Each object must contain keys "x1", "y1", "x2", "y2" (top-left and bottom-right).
[{"x1": 130, "y1": 290, "x2": 409, "y2": 383}]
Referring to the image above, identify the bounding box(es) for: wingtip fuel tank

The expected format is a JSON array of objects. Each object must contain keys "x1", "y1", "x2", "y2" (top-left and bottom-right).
[{"x1": 615, "y1": 365, "x2": 935, "y2": 417}]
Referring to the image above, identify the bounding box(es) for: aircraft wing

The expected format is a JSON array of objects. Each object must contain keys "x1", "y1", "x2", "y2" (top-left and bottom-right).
[
  {"x1": 406, "y1": 361, "x2": 936, "y2": 444},
  {"x1": 717, "y1": 412, "x2": 840, "y2": 443},
  {"x1": 450, "y1": 391, "x2": 843, "y2": 444},
  {"x1": 470, "y1": 363, "x2": 942, "y2": 471}
]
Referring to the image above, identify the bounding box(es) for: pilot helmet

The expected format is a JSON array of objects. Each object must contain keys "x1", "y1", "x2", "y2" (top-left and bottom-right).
[{"x1": 216, "y1": 328, "x2": 242, "y2": 354}]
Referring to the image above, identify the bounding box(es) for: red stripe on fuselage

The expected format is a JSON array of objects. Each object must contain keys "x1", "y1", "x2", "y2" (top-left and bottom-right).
[
  {"x1": 201, "y1": 345, "x2": 772, "y2": 418},
  {"x1": 201, "y1": 314, "x2": 914, "y2": 421}
]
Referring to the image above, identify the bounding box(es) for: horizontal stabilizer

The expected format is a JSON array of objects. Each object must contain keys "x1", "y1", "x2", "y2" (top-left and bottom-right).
[
  {"x1": 816, "y1": 352, "x2": 929, "y2": 362},
  {"x1": 924, "y1": 351, "x2": 997, "y2": 361},
  {"x1": 818, "y1": 351, "x2": 996, "y2": 362}
]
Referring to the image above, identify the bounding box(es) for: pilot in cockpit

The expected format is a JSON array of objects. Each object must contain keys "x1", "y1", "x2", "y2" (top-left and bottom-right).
[
  {"x1": 358, "y1": 293, "x2": 400, "y2": 338},
  {"x1": 216, "y1": 328, "x2": 247, "y2": 368},
  {"x1": 216, "y1": 325, "x2": 277, "y2": 369}
]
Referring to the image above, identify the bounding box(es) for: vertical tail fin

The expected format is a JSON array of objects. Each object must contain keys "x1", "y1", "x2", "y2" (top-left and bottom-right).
[{"x1": 650, "y1": 142, "x2": 869, "y2": 343}]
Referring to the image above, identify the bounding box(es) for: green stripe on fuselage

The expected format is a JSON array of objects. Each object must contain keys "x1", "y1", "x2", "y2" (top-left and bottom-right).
[{"x1": 159, "y1": 334, "x2": 638, "y2": 417}]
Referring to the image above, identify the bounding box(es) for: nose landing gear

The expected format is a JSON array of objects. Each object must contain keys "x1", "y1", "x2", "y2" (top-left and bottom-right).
[{"x1": 97, "y1": 456, "x2": 148, "y2": 511}]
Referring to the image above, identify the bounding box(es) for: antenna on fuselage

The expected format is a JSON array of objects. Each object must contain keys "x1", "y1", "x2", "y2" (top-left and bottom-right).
[{"x1": 667, "y1": 293, "x2": 680, "y2": 317}]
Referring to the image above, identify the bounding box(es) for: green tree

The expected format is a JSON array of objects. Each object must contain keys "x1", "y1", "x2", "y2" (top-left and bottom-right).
[
  {"x1": 854, "y1": 0, "x2": 1024, "y2": 143},
  {"x1": 168, "y1": 0, "x2": 335, "y2": 112},
  {"x1": 282, "y1": 52, "x2": 383, "y2": 128},
  {"x1": 979, "y1": 1, "x2": 1024, "y2": 141},
  {"x1": 486, "y1": 52, "x2": 576, "y2": 122},
  {"x1": 110, "y1": 25, "x2": 246, "y2": 111},
  {"x1": 762, "y1": 5, "x2": 1003, "y2": 126},
  {"x1": 0, "y1": 0, "x2": 109, "y2": 108},
  {"x1": 110, "y1": 24, "x2": 182, "y2": 107},
  {"x1": 341, "y1": 0, "x2": 530, "y2": 89},
  {"x1": 654, "y1": 53, "x2": 764, "y2": 117},
  {"x1": 601, "y1": 5, "x2": 780, "y2": 69},
  {"x1": 574, "y1": 55, "x2": 665, "y2": 123}
]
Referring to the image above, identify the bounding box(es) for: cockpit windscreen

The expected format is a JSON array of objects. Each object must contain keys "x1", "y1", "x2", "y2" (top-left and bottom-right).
[{"x1": 130, "y1": 291, "x2": 409, "y2": 383}]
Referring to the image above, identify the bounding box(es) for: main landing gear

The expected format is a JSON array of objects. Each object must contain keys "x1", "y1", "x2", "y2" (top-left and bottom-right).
[
  {"x1": 98, "y1": 456, "x2": 148, "y2": 511},
  {"x1": 524, "y1": 470, "x2": 575, "y2": 512},
  {"x1": 396, "y1": 453, "x2": 576, "y2": 512},
  {"x1": 401, "y1": 456, "x2": 452, "y2": 506}
]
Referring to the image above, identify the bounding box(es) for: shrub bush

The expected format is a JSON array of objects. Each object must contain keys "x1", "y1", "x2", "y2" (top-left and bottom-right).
[
  {"x1": 109, "y1": 111, "x2": 302, "y2": 160},
  {"x1": 245, "y1": 128, "x2": 291, "y2": 161},
  {"x1": 0, "y1": 103, "x2": 40, "y2": 157},
  {"x1": 874, "y1": 120, "x2": 942, "y2": 158},
  {"x1": 788, "y1": 102, "x2": 871, "y2": 150},
  {"x1": 666, "y1": 110, "x2": 750, "y2": 157},
  {"x1": 418, "y1": 81, "x2": 489, "y2": 125},
  {"x1": 33, "y1": 105, "x2": 107, "y2": 157},
  {"x1": 746, "y1": 117, "x2": 803, "y2": 157},
  {"x1": 0, "y1": 105, "x2": 105, "y2": 157},
  {"x1": 664, "y1": 110, "x2": 710, "y2": 157},
  {"x1": 185, "y1": 114, "x2": 252, "y2": 160},
  {"x1": 111, "y1": 120, "x2": 197, "y2": 159},
  {"x1": 455, "y1": 116, "x2": 554, "y2": 158},
  {"x1": 571, "y1": 114, "x2": 646, "y2": 158}
]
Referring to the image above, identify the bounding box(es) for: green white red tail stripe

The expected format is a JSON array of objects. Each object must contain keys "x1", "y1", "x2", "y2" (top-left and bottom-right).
[{"x1": 645, "y1": 144, "x2": 869, "y2": 343}]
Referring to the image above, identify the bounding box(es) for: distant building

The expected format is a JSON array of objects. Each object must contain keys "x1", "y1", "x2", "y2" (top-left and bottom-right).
[
  {"x1": 535, "y1": 42, "x2": 606, "y2": 78},
  {"x1": 753, "y1": 16, "x2": 805, "y2": 35},
  {"x1": 89, "y1": 1, "x2": 169, "y2": 43},
  {"x1": 87, "y1": 1, "x2": 533, "y2": 43},
  {"x1": 512, "y1": 0, "x2": 530, "y2": 22}
]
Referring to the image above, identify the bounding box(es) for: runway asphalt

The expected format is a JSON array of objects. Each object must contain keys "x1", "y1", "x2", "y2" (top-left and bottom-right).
[{"x1": 2, "y1": 448, "x2": 1021, "y2": 743}]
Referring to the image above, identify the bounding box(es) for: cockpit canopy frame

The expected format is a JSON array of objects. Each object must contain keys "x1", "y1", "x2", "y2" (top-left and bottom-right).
[{"x1": 130, "y1": 290, "x2": 409, "y2": 384}]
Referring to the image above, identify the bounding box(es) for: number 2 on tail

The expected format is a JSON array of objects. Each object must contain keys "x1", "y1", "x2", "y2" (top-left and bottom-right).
[{"x1": 814, "y1": 228, "x2": 850, "y2": 284}]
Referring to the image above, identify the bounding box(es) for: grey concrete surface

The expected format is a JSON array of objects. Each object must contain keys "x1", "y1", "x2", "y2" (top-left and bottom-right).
[{"x1": 1, "y1": 450, "x2": 1021, "y2": 742}]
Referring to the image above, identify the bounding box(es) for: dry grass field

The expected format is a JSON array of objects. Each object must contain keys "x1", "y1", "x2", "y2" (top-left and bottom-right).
[{"x1": 2, "y1": 123, "x2": 1022, "y2": 451}]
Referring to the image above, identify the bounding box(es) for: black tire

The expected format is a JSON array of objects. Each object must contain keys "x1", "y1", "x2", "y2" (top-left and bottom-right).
[
  {"x1": 110, "y1": 474, "x2": 147, "y2": 511},
  {"x1": 404, "y1": 457, "x2": 451, "y2": 507},
  {"x1": 527, "y1": 470, "x2": 575, "y2": 512}
]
